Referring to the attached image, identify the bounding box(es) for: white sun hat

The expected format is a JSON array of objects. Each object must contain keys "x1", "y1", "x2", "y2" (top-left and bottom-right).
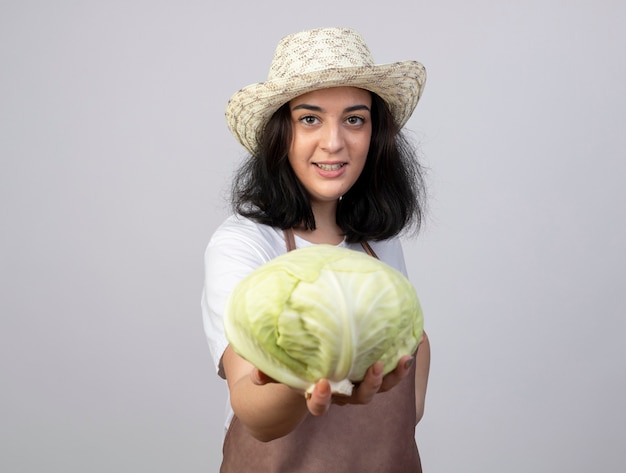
[{"x1": 225, "y1": 27, "x2": 426, "y2": 156}]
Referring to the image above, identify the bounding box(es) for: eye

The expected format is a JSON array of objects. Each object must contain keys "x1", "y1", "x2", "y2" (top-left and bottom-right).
[
  {"x1": 346, "y1": 115, "x2": 365, "y2": 126},
  {"x1": 299, "y1": 115, "x2": 320, "y2": 125}
]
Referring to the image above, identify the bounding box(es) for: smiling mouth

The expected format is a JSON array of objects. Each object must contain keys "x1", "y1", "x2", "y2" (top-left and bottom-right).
[{"x1": 314, "y1": 163, "x2": 345, "y2": 171}]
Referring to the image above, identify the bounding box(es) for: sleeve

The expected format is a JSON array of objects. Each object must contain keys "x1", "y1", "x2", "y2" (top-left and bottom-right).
[{"x1": 201, "y1": 219, "x2": 279, "y2": 378}]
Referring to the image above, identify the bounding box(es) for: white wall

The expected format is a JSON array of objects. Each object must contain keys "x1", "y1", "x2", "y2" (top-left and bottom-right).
[{"x1": 1, "y1": 1, "x2": 624, "y2": 472}]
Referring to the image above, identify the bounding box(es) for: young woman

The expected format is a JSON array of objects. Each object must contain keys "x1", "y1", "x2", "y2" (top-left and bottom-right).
[{"x1": 202, "y1": 27, "x2": 430, "y2": 472}]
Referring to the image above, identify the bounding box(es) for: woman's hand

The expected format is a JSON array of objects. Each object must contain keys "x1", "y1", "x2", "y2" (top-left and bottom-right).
[
  {"x1": 326, "y1": 354, "x2": 415, "y2": 409},
  {"x1": 252, "y1": 354, "x2": 415, "y2": 417}
]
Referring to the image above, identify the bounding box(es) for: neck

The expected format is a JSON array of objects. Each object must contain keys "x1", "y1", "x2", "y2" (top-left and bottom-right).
[{"x1": 295, "y1": 200, "x2": 344, "y2": 245}]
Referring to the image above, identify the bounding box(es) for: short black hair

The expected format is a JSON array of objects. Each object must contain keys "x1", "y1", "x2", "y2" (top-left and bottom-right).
[{"x1": 231, "y1": 92, "x2": 426, "y2": 243}]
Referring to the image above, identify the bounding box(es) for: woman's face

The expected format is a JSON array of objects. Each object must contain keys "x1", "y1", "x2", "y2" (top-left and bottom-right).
[{"x1": 288, "y1": 86, "x2": 372, "y2": 206}]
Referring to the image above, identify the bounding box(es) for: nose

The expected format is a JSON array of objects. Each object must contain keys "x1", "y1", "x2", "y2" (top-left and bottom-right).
[{"x1": 320, "y1": 122, "x2": 345, "y2": 154}]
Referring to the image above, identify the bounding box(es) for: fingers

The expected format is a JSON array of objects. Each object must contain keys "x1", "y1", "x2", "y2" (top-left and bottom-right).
[
  {"x1": 349, "y1": 361, "x2": 384, "y2": 404},
  {"x1": 306, "y1": 379, "x2": 332, "y2": 416},
  {"x1": 251, "y1": 368, "x2": 276, "y2": 386},
  {"x1": 323, "y1": 356, "x2": 414, "y2": 409},
  {"x1": 254, "y1": 354, "x2": 414, "y2": 416},
  {"x1": 379, "y1": 355, "x2": 414, "y2": 392}
]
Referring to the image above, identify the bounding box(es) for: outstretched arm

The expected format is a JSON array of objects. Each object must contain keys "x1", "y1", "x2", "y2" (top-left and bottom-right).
[
  {"x1": 222, "y1": 345, "x2": 415, "y2": 442},
  {"x1": 223, "y1": 346, "x2": 309, "y2": 442}
]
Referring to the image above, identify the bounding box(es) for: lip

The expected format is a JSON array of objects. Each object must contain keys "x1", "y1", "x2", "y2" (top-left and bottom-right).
[{"x1": 313, "y1": 161, "x2": 347, "y2": 178}]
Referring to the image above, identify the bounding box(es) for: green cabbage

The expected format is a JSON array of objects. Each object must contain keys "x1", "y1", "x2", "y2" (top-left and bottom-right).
[{"x1": 224, "y1": 245, "x2": 423, "y2": 396}]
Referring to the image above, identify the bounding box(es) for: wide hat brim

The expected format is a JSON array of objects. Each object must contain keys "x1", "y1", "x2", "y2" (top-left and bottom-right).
[{"x1": 225, "y1": 60, "x2": 426, "y2": 156}]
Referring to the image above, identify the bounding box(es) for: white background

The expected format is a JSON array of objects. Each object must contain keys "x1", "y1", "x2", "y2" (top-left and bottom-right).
[{"x1": 1, "y1": 1, "x2": 625, "y2": 472}]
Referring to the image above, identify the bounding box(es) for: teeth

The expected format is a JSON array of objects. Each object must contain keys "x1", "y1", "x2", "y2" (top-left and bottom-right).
[{"x1": 316, "y1": 163, "x2": 343, "y2": 171}]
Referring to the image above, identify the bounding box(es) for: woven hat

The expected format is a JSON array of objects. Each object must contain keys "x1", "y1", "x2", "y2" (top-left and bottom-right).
[{"x1": 225, "y1": 27, "x2": 426, "y2": 155}]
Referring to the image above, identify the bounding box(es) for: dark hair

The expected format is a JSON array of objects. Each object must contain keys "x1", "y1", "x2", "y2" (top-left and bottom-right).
[{"x1": 231, "y1": 92, "x2": 426, "y2": 243}]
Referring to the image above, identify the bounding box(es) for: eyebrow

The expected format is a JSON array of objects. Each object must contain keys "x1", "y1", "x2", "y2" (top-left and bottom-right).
[{"x1": 291, "y1": 104, "x2": 371, "y2": 113}]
